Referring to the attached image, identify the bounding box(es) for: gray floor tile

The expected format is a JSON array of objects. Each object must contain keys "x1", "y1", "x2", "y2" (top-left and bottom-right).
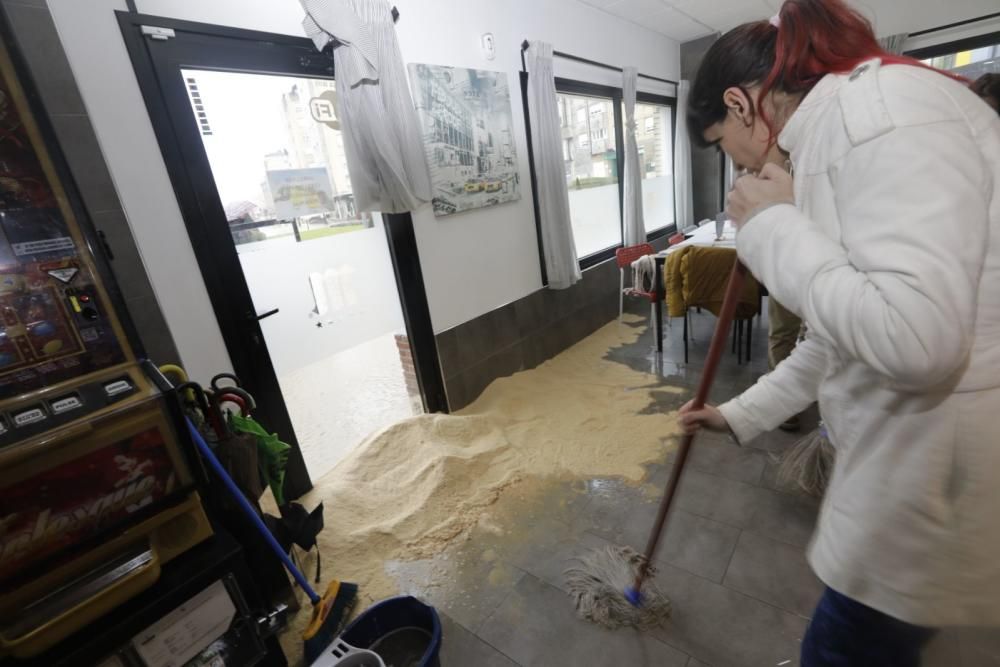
[
  {"x1": 958, "y1": 626, "x2": 1000, "y2": 666},
  {"x1": 652, "y1": 510, "x2": 741, "y2": 584},
  {"x1": 723, "y1": 531, "x2": 823, "y2": 618},
  {"x1": 387, "y1": 544, "x2": 525, "y2": 634},
  {"x1": 923, "y1": 628, "x2": 963, "y2": 667},
  {"x1": 577, "y1": 475, "x2": 742, "y2": 584},
  {"x1": 511, "y1": 529, "x2": 614, "y2": 594},
  {"x1": 675, "y1": 469, "x2": 818, "y2": 547},
  {"x1": 466, "y1": 502, "x2": 614, "y2": 595},
  {"x1": 439, "y1": 613, "x2": 520, "y2": 667},
  {"x1": 478, "y1": 574, "x2": 689, "y2": 667},
  {"x1": 685, "y1": 432, "x2": 768, "y2": 485},
  {"x1": 686, "y1": 658, "x2": 712, "y2": 667},
  {"x1": 652, "y1": 564, "x2": 808, "y2": 667}
]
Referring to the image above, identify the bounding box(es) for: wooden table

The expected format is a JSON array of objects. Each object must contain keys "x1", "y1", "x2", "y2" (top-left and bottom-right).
[{"x1": 653, "y1": 221, "x2": 737, "y2": 353}]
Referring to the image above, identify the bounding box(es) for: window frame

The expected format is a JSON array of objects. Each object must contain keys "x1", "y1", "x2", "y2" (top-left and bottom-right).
[
  {"x1": 633, "y1": 92, "x2": 678, "y2": 241},
  {"x1": 905, "y1": 29, "x2": 1000, "y2": 62},
  {"x1": 554, "y1": 78, "x2": 625, "y2": 269},
  {"x1": 522, "y1": 75, "x2": 677, "y2": 275}
]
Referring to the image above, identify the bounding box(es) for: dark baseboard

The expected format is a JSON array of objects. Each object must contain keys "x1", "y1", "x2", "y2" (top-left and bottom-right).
[{"x1": 437, "y1": 238, "x2": 667, "y2": 411}]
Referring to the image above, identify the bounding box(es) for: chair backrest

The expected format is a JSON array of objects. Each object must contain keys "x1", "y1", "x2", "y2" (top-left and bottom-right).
[{"x1": 615, "y1": 243, "x2": 655, "y2": 269}]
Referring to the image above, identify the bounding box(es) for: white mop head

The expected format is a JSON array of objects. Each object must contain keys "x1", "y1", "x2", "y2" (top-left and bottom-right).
[{"x1": 564, "y1": 545, "x2": 671, "y2": 630}]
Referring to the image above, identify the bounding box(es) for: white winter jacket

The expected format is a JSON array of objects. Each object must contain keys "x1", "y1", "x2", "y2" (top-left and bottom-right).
[{"x1": 719, "y1": 58, "x2": 1000, "y2": 627}]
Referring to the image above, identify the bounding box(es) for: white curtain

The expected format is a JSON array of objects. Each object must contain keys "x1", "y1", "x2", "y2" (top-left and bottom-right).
[
  {"x1": 674, "y1": 80, "x2": 694, "y2": 232},
  {"x1": 525, "y1": 42, "x2": 581, "y2": 289},
  {"x1": 300, "y1": 0, "x2": 431, "y2": 213},
  {"x1": 622, "y1": 66, "x2": 645, "y2": 246},
  {"x1": 879, "y1": 33, "x2": 909, "y2": 55}
]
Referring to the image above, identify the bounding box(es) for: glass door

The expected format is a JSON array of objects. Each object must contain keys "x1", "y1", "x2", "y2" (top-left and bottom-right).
[
  {"x1": 120, "y1": 17, "x2": 446, "y2": 494},
  {"x1": 184, "y1": 69, "x2": 421, "y2": 480}
]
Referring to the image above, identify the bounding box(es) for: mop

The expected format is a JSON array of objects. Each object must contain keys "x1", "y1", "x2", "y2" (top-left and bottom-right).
[
  {"x1": 186, "y1": 420, "x2": 357, "y2": 664},
  {"x1": 566, "y1": 260, "x2": 749, "y2": 628},
  {"x1": 776, "y1": 421, "x2": 835, "y2": 497}
]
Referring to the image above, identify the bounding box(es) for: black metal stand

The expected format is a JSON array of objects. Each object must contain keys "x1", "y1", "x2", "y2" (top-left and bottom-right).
[{"x1": 3, "y1": 531, "x2": 287, "y2": 667}]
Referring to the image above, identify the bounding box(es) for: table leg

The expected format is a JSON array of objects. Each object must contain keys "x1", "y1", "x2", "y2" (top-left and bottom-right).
[{"x1": 655, "y1": 258, "x2": 664, "y2": 353}]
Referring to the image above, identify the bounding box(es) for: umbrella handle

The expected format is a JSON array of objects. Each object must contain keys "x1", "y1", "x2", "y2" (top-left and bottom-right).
[
  {"x1": 216, "y1": 392, "x2": 248, "y2": 417},
  {"x1": 220, "y1": 386, "x2": 256, "y2": 413},
  {"x1": 211, "y1": 372, "x2": 242, "y2": 393},
  {"x1": 160, "y1": 365, "x2": 195, "y2": 403},
  {"x1": 172, "y1": 382, "x2": 222, "y2": 439}
]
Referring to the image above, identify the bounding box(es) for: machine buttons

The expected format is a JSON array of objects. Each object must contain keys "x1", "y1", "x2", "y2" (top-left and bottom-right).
[
  {"x1": 13, "y1": 406, "x2": 46, "y2": 427},
  {"x1": 50, "y1": 394, "x2": 83, "y2": 415},
  {"x1": 104, "y1": 378, "x2": 134, "y2": 397},
  {"x1": 0, "y1": 415, "x2": 8, "y2": 435}
]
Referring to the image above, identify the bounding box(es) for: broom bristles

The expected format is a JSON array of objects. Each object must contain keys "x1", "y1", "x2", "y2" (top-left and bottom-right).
[
  {"x1": 302, "y1": 580, "x2": 358, "y2": 664},
  {"x1": 776, "y1": 423, "x2": 835, "y2": 497},
  {"x1": 564, "y1": 545, "x2": 671, "y2": 630}
]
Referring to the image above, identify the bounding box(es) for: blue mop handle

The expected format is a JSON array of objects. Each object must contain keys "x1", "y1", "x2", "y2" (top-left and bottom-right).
[{"x1": 186, "y1": 417, "x2": 320, "y2": 604}]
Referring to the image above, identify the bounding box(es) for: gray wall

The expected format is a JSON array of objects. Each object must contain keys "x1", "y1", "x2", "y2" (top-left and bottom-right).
[
  {"x1": 681, "y1": 33, "x2": 724, "y2": 224},
  {"x1": 1, "y1": 0, "x2": 181, "y2": 365}
]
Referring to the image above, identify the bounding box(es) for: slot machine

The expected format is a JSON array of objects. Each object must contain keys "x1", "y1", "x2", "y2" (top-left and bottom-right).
[{"x1": 0, "y1": 30, "x2": 213, "y2": 659}]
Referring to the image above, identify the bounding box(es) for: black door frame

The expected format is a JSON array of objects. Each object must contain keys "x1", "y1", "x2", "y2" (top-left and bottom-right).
[{"x1": 117, "y1": 12, "x2": 447, "y2": 499}]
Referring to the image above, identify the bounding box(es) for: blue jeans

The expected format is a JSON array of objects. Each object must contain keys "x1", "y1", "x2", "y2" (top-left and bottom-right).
[{"x1": 801, "y1": 587, "x2": 937, "y2": 667}]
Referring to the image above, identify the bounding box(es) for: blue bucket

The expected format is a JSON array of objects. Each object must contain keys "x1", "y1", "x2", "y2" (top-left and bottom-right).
[{"x1": 317, "y1": 596, "x2": 441, "y2": 667}]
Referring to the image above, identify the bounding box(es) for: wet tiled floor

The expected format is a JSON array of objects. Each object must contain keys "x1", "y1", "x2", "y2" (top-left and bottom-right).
[{"x1": 419, "y1": 302, "x2": 1000, "y2": 667}]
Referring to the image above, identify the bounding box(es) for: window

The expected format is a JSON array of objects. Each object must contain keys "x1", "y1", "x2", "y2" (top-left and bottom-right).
[
  {"x1": 918, "y1": 38, "x2": 1000, "y2": 79},
  {"x1": 634, "y1": 102, "x2": 674, "y2": 234},
  {"x1": 559, "y1": 91, "x2": 621, "y2": 258},
  {"x1": 522, "y1": 75, "x2": 676, "y2": 271}
]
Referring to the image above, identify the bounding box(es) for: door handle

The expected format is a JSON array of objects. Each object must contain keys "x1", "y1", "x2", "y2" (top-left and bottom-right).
[{"x1": 254, "y1": 308, "x2": 279, "y2": 321}]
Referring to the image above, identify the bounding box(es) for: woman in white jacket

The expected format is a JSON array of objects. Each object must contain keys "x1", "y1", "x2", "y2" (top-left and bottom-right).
[{"x1": 679, "y1": 0, "x2": 1000, "y2": 665}]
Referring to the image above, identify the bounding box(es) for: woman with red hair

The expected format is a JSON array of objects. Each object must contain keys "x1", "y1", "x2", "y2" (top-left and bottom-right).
[{"x1": 678, "y1": 0, "x2": 1000, "y2": 664}]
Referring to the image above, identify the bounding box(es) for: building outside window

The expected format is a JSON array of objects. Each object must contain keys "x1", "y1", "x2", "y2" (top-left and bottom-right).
[
  {"x1": 919, "y1": 39, "x2": 1000, "y2": 79},
  {"x1": 540, "y1": 79, "x2": 675, "y2": 267},
  {"x1": 559, "y1": 92, "x2": 620, "y2": 258},
  {"x1": 633, "y1": 102, "x2": 674, "y2": 233}
]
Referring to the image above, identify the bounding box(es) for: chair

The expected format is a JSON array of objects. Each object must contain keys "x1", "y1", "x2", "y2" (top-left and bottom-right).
[
  {"x1": 666, "y1": 246, "x2": 760, "y2": 364},
  {"x1": 616, "y1": 243, "x2": 657, "y2": 325}
]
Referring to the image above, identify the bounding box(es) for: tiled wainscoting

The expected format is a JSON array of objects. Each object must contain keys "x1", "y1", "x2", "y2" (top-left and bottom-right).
[{"x1": 437, "y1": 238, "x2": 667, "y2": 411}]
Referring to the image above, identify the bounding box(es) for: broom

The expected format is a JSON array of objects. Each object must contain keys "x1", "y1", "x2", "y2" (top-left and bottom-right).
[
  {"x1": 186, "y1": 419, "x2": 356, "y2": 664},
  {"x1": 776, "y1": 421, "x2": 835, "y2": 497},
  {"x1": 566, "y1": 260, "x2": 749, "y2": 628}
]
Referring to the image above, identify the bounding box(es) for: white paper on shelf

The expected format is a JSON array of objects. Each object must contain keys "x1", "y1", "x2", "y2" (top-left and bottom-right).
[{"x1": 131, "y1": 579, "x2": 236, "y2": 667}]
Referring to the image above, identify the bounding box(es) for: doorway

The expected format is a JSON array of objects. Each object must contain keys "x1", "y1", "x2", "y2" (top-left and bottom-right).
[{"x1": 119, "y1": 14, "x2": 447, "y2": 498}]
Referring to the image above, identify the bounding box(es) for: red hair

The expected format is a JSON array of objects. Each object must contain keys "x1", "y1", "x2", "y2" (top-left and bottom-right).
[
  {"x1": 688, "y1": 0, "x2": 967, "y2": 148},
  {"x1": 757, "y1": 0, "x2": 967, "y2": 134}
]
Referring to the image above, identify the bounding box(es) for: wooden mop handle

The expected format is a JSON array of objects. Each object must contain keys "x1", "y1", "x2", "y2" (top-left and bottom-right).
[{"x1": 633, "y1": 259, "x2": 749, "y2": 592}]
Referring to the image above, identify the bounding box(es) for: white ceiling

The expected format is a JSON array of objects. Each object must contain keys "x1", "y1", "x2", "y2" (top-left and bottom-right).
[
  {"x1": 574, "y1": 0, "x2": 777, "y2": 42},
  {"x1": 576, "y1": 0, "x2": 1000, "y2": 44}
]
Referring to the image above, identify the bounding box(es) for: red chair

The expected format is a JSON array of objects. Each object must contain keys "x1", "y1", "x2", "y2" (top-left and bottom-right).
[{"x1": 616, "y1": 243, "x2": 657, "y2": 323}]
